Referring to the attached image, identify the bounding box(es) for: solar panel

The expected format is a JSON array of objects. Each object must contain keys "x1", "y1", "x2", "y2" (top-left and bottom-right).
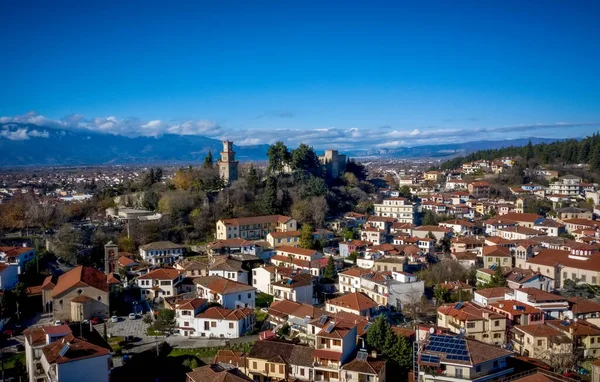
[
  {"x1": 364, "y1": 323, "x2": 372, "y2": 332},
  {"x1": 454, "y1": 301, "x2": 463, "y2": 310},
  {"x1": 325, "y1": 321, "x2": 336, "y2": 333},
  {"x1": 420, "y1": 355, "x2": 441, "y2": 364},
  {"x1": 514, "y1": 274, "x2": 523, "y2": 282},
  {"x1": 303, "y1": 315, "x2": 311, "y2": 324},
  {"x1": 59, "y1": 343, "x2": 70, "y2": 357},
  {"x1": 357, "y1": 351, "x2": 368, "y2": 361},
  {"x1": 318, "y1": 315, "x2": 328, "y2": 325},
  {"x1": 490, "y1": 264, "x2": 497, "y2": 270}
]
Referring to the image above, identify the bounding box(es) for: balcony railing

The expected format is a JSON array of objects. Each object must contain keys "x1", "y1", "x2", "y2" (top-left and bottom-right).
[{"x1": 314, "y1": 362, "x2": 340, "y2": 370}]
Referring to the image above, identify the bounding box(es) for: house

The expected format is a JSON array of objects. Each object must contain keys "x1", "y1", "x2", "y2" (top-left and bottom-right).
[
  {"x1": 0, "y1": 245, "x2": 35, "y2": 274},
  {"x1": 451, "y1": 237, "x2": 484, "y2": 256},
  {"x1": 511, "y1": 323, "x2": 572, "y2": 360},
  {"x1": 472, "y1": 287, "x2": 512, "y2": 308},
  {"x1": 267, "y1": 230, "x2": 301, "y2": 248},
  {"x1": 549, "y1": 175, "x2": 583, "y2": 196},
  {"x1": 174, "y1": 298, "x2": 208, "y2": 336},
  {"x1": 338, "y1": 240, "x2": 371, "y2": 258},
  {"x1": 497, "y1": 226, "x2": 545, "y2": 241},
  {"x1": 451, "y1": 251, "x2": 479, "y2": 268},
  {"x1": 252, "y1": 265, "x2": 276, "y2": 293},
  {"x1": 338, "y1": 268, "x2": 392, "y2": 306},
  {"x1": 373, "y1": 198, "x2": 415, "y2": 223},
  {"x1": 557, "y1": 207, "x2": 593, "y2": 222},
  {"x1": 216, "y1": 215, "x2": 297, "y2": 240},
  {"x1": 482, "y1": 245, "x2": 512, "y2": 269},
  {"x1": 373, "y1": 257, "x2": 406, "y2": 272},
  {"x1": 488, "y1": 300, "x2": 544, "y2": 327},
  {"x1": 270, "y1": 273, "x2": 314, "y2": 304},
  {"x1": 194, "y1": 306, "x2": 255, "y2": 339},
  {"x1": 341, "y1": 352, "x2": 387, "y2": 382},
  {"x1": 504, "y1": 268, "x2": 552, "y2": 291},
  {"x1": 325, "y1": 292, "x2": 379, "y2": 317},
  {"x1": 344, "y1": 212, "x2": 368, "y2": 227},
  {"x1": 497, "y1": 213, "x2": 543, "y2": 229},
  {"x1": 137, "y1": 268, "x2": 184, "y2": 301},
  {"x1": 507, "y1": 288, "x2": 569, "y2": 319},
  {"x1": 208, "y1": 256, "x2": 249, "y2": 284},
  {"x1": 267, "y1": 299, "x2": 326, "y2": 336},
  {"x1": 139, "y1": 241, "x2": 183, "y2": 266},
  {"x1": 468, "y1": 182, "x2": 490, "y2": 198},
  {"x1": 276, "y1": 246, "x2": 321, "y2": 262},
  {"x1": 0, "y1": 263, "x2": 19, "y2": 290},
  {"x1": 246, "y1": 340, "x2": 314, "y2": 382},
  {"x1": 194, "y1": 275, "x2": 256, "y2": 309},
  {"x1": 312, "y1": 317, "x2": 359, "y2": 380},
  {"x1": 176, "y1": 260, "x2": 208, "y2": 277},
  {"x1": 565, "y1": 297, "x2": 600, "y2": 326},
  {"x1": 186, "y1": 364, "x2": 253, "y2": 382},
  {"x1": 412, "y1": 225, "x2": 452, "y2": 241},
  {"x1": 533, "y1": 219, "x2": 565, "y2": 237},
  {"x1": 359, "y1": 227, "x2": 386, "y2": 245},
  {"x1": 44, "y1": 266, "x2": 109, "y2": 321},
  {"x1": 525, "y1": 248, "x2": 600, "y2": 289},
  {"x1": 425, "y1": 171, "x2": 444, "y2": 183},
  {"x1": 417, "y1": 333, "x2": 514, "y2": 381},
  {"x1": 482, "y1": 217, "x2": 518, "y2": 236},
  {"x1": 562, "y1": 218, "x2": 597, "y2": 233},
  {"x1": 437, "y1": 302, "x2": 507, "y2": 345},
  {"x1": 25, "y1": 324, "x2": 113, "y2": 382},
  {"x1": 438, "y1": 220, "x2": 476, "y2": 236}
]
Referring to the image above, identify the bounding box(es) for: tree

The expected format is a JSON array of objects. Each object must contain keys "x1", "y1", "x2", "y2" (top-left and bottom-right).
[
  {"x1": 290, "y1": 143, "x2": 321, "y2": 175},
  {"x1": 345, "y1": 159, "x2": 367, "y2": 181},
  {"x1": 366, "y1": 315, "x2": 388, "y2": 351},
  {"x1": 426, "y1": 231, "x2": 436, "y2": 240},
  {"x1": 525, "y1": 140, "x2": 534, "y2": 161},
  {"x1": 486, "y1": 267, "x2": 508, "y2": 288},
  {"x1": 398, "y1": 185, "x2": 412, "y2": 199},
  {"x1": 153, "y1": 309, "x2": 176, "y2": 334},
  {"x1": 323, "y1": 256, "x2": 337, "y2": 283},
  {"x1": 299, "y1": 224, "x2": 316, "y2": 249},
  {"x1": 422, "y1": 210, "x2": 437, "y2": 226},
  {"x1": 267, "y1": 141, "x2": 290, "y2": 174},
  {"x1": 53, "y1": 224, "x2": 82, "y2": 264},
  {"x1": 262, "y1": 176, "x2": 278, "y2": 214},
  {"x1": 246, "y1": 165, "x2": 260, "y2": 192},
  {"x1": 433, "y1": 285, "x2": 451, "y2": 305},
  {"x1": 203, "y1": 151, "x2": 214, "y2": 168},
  {"x1": 118, "y1": 236, "x2": 136, "y2": 253},
  {"x1": 347, "y1": 251, "x2": 358, "y2": 265},
  {"x1": 142, "y1": 189, "x2": 159, "y2": 211}
]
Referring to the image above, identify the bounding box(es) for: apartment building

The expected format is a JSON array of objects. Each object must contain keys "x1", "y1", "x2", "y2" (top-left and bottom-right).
[
  {"x1": 360, "y1": 227, "x2": 387, "y2": 245},
  {"x1": 526, "y1": 248, "x2": 600, "y2": 289},
  {"x1": 137, "y1": 268, "x2": 184, "y2": 301},
  {"x1": 270, "y1": 273, "x2": 314, "y2": 304},
  {"x1": 194, "y1": 306, "x2": 255, "y2": 339},
  {"x1": 173, "y1": 298, "x2": 208, "y2": 336},
  {"x1": 437, "y1": 302, "x2": 507, "y2": 345},
  {"x1": 467, "y1": 182, "x2": 490, "y2": 198},
  {"x1": 139, "y1": 241, "x2": 183, "y2": 266},
  {"x1": 194, "y1": 275, "x2": 256, "y2": 309},
  {"x1": 216, "y1": 215, "x2": 297, "y2": 240},
  {"x1": 338, "y1": 268, "x2": 391, "y2": 306},
  {"x1": 325, "y1": 292, "x2": 379, "y2": 317},
  {"x1": 312, "y1": 319, "x2": 358, "y2": 382},
  {"x1": 549, "y1": 175, "x2": 583, "y2": 196},
  {"x1": 373, "y1": 198, "x2": 415, "y2": 223}
]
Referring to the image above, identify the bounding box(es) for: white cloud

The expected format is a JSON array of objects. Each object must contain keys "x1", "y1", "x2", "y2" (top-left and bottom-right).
[{"x1": 0, "y1": 128, "x2": 30, "y2": 140}]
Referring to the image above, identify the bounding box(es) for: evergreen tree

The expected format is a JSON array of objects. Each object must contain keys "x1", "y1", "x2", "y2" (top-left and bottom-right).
[
  {"x1": 422, "y1": 210, "x2": 437, "y2": 226},
  {"x1": 299, "y1": 224, "x2": 316, "y2": 249},
  {"x1": 247, "y1": 165, "x2": 260, "y2": 192},
  {"x1": 262, "y1": 176, "x2": 278, "y2": 214},
  {"x1": 525, "y1": 140, "x2": 534, "y2": 161},
  {"x1": 290, "y1": 143, "x2": 321, "y2": 175},
  {"x1": 267, "y1": 141, "x2": 291, "y2": 174},
  {"x1": 323, "y1": 256, "x2": 337, "y2": 282},
  {"x1": 278, "y1": 189, "x2": 293, "y2": 215},
  {"x1": 366, "y1": 315, "x2": 387, "y2": 351},
  {"x1": 203, "y1": 151, "x2": 214, "y2": 168},
  {"x1": 389, "y1": 335, "x2": 413, "y2": 370},
  {"x1": 426, "y1": 231, "x2": 436, "y2": 240},
  {"x1": 486, "y1": 267, "x2": 508, "y2": 288}
]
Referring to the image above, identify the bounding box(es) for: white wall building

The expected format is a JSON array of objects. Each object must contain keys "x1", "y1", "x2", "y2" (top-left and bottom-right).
[
  {"x1": 193, "y1": 307, "x2": 255, "y2": 338},
  {"x1": 139, "y1": 241, "x2": 183, "y2": 266}
]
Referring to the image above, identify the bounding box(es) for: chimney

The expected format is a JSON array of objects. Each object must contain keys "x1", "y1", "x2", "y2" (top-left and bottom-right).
[{"x1": 371, "y1": 350, "x2": 377, "y2": 359}]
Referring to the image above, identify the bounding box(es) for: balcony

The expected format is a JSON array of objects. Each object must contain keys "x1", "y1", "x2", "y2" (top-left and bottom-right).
[{"x1": 314, "y1": 361, "x2": 340, "y2": 370}]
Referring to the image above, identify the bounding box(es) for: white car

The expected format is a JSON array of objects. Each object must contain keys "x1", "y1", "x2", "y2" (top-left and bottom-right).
[
  {"x1": 54, "y1": 320, "x2": 62, "y2": 326},
  {"x1": 128, "y1": 313, "x2": 137, "y2": 320},
  {"x1": 111, "y1": 316, "x2": 119, "y2": 323}
]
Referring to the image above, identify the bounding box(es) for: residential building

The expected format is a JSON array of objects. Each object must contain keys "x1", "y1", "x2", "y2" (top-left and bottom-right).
[
  {"x1": 139, "y1": 241, "x2": 183, "y2": 266},
  {"x1": 186, "y1": 364, "x2": 253, "y2": 382},
  {"x1": 267, "y1": 299, "x2": 326, "y2": 337},
  {"x1": 526, "y1": 248, "x2": 600, "y2": 289},
  {"x1": 468, "y1": 182, "x2": 490, "y2": 198},
  {"x1": 194, "y1": 275, "x2": 256, "y2": 309},
  {"x1": 417, "y1": 333, "x2": 514, "y2": 382},
  {"x1": 0, "y1": 263, "x2": 18, "y2": 290},
  {"x1": 488, "y1": 300, "x2": 544, "y2": 327},
  {"x1": 270, "y1": 273, "x2": 314, "y2": 304},
  {"x1": 137, "y1": 268, "x2": 184, "y2": 301},
  {"x1": 497, "y1": 226, "x2": 545, "y2": 241},
  {"x1": 557, "y1": 207, "x2": 593, "y2": 222},
  {"x1": 562, "y1": 218, "x2": 597, "y2": 233},
  {"x1": 252, "y1": 265, "x2": 276, "y2": 293},
  {"x1": 44, "y1": 266, "x2": 109, "y2": 321},
  {"x1": 373, "y1": 257, "x2": 406, "y2": 272},
  {"x1": 497, "y1": 213, "x2": 543, "y2": 229},
  {"x1": 506, "y1": 288, "x2": 569, "y2": 318},
  {"x1": 451, "y1": 237, "x2": 484, "y2": 256},
  {"x1": 312, "y1": 317, "x2": 359, "y2": 381},
  {"x1": 511, "y1": 323, "x2": 572, "y2": 360},
  {"x1": 341, "y1": 352, "x2": 387, "y2": 382},
  {"x1": 360, "y1": 227, "x2": 387, "y2": 246},
  {"x1": 216, "y1": 215, "x2": 297, "y2": 240},
  {"x1": 246, "y1": 340, "x2": 314, "y2": 382},
  {"x1": 534, "y1": 219, "x2": 565, "y2": 237},
  {"x1": 425, "y1": 171, "x2": 444, "y2": 183},
  {"x1": 472, "y1": 287, "x2": 512, "y2": 308},
  {"x1": 482, "y1": 245, "x2": 512, "y2": 269},
  {"x1": 174, "y1": 298, "x2": 208, "y2": 336},
  {"x1": 437, "y1": 302, "x2": 507, "y2": 345},
  {"x1": 267, "y1": 231, "x2": 301, "y2": 248},
  {"x1": 194, "y1": 306, "x2": 255, "y2": 338},
  {"x1": 325, "y1": 292, "x2": 379, "y2": 317},
  {"x1": 208, "y1": 256, "x2": 249, "y2": 284},
  {"x1": 373, "y1": 198, "x2": 415, "y2": 223},
  {"x1": 218, "y1": 140, "x2": 239, "y2": 184},
  {"x1": 0, "y1": 245, "x2": 35, "y2": 274},
  {"x1": 438, "y1": 220, "x2": 476, "y2": 236},
  {"x1": 549, "y1": 175, "x2": 583, "y2": 196}
]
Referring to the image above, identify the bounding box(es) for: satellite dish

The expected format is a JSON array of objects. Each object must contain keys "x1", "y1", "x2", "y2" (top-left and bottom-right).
[{"x1": 429, "y1": 327, "x2": 435, "y2": 334}]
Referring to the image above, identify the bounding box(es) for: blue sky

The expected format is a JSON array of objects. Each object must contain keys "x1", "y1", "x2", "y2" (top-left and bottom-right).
[{"x1": 1, "y1": 0, "x2": 599, "y2": 149}]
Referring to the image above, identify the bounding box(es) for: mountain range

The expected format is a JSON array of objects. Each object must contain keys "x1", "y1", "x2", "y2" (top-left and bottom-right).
[{"x1": 0, "y1": 122, "x2": 565, "y2": 166}]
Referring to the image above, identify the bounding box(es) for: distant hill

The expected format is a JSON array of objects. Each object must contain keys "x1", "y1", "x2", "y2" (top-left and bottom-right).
[
  {"x1": 0, "y1": 122, "x2": 270, "y2": 166},
  {"x1": 439, "y1": 133, "x2": 600, "y2": 171},
  {"x1": 359, "y1": 138, "x2": 565, "y2": 158}
]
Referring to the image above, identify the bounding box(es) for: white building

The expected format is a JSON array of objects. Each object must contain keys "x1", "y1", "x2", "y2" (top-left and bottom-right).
[
  {"x1": 270, "y1": 273, "x2": 314, "y2": 304},
  {"x1": 136, "y1": 268, "x2": 184, "y2": 301},
  {"x1": 549, "y1": 175, "x2": 583, "y2": 196},
  {"x1": 373, "y1": 198, "x2": 415, "y2": 223},
  {"x1": 194, "y1": 306, "x2": 255, "y2": 338},
  {"x1": 173, "y1": 298, "x2": 208, "y2": 336},
  {"x1": 208, "y1": 257, "x2": 249, "y2": 284},
  {"x1": 194, "y1": 275, "x2": 256, "y2": 309},
  {"x1": 139, "y1": 241, "x2": 183, "y2": 266},
  {"x1": 0, "y1": 245, "x2": 35, "y2": 274},
  {"x1": 252, "y1": 265, "x2": 276, "y2": 293}
]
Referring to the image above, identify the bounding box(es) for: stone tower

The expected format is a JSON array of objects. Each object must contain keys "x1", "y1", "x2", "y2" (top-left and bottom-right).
[
  {"x1": 218, "y1": 140, "x2": 239, "y2": 184},
  {"x1": 104, "y1": 241, "x2": 118, "y2": 275},
  {"x1": 515, "y1": 197, "x2": 526, "y2": 214}
]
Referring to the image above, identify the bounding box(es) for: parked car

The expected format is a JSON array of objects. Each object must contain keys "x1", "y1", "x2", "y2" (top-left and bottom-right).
[
  {"x1": 111, "y1": 316, "x2": 119, "y2": 323},
  {"x1": 54, "y1": 320, "x2": 62, "y2": 326},
  {"x1": 128, "y1": 313, "x2": 137, "y2": 320},
  {"x1": 2, "y1": 330, "x2": 14, "y2": 337},
  {"x1": 91, "y1": 317, "x2": 101, "y2": 325}
]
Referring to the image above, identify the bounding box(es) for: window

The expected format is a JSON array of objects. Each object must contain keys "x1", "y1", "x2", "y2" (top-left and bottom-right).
[
  {"x1": 184, "y1": 321, "x2": 189, "y2": 327},
  {"x1": 572, "y1": 273, "x2": 576, "y2": 280},
  {"x1": 239, "y1": 295, "x2": 241, "y2": 300},
  {"x1": 592, "y1": 337, "x2": 596, "y2": 344},
  {"x1": 279, "y1": 365, "x2": 284, "y2": 374},
  {"x1": 582, "y1": 275, "x2": 587, "y2": 282},
  {"x1": 253, "y1": 362, "x2": 257, "y2": 370},
  {"x1": 563, "y1": 272, "x2": 567, "y2": 279},
  {"x1": 98, "y1": 296, "x2": 102, "y2": 301},
  {"x1": 594, "y1": 277, "x2": 598, "y2": 284},
  {"x1": 494, "y1": 320, "x2": 499, "y2": 327},
  {"x1": 211, "y1": 321, "x2": 216, "y2": 327},
  {"x1": 456, "y1": 368, "x2": 463, "y2": 378},
  {"x1": 333, "y1": 340, "x2": 341, "y2": 346},
  {"x1": 229, "y1": 323, "x2": 234, "y2": 329},
  {"x1": 248, "y1": 293, "x2": 251, "y2": 298},
  {"x1": 475, "y1": 366, "x2": 481, "y2": 373},
  {"x1": 182, "y1": 311, "x2": 191, "y2": 316},
  {"x1": 467, "y1": 322, "x2": 475, "y2": 329},
  {"x1": 270, "y1": 364, "x2": 275, "y2": 372},
  {"x1": 493, "y1": 361, "x2": 498, "y2": 368},
  {"x1": 300, "y1": 369, "x2": 305, "y2": 376},
  {"x1": 160, "y1": 281, "x2": 170, "y2": 286}
]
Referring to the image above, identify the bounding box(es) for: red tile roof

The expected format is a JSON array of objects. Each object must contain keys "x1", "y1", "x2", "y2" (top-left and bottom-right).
[
  {"x1": 326, "y1": 292, "x2": 378, "y2": 312},
  {"x1": 52, "y1": 266, "x2": 109, "y2": 298}
]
